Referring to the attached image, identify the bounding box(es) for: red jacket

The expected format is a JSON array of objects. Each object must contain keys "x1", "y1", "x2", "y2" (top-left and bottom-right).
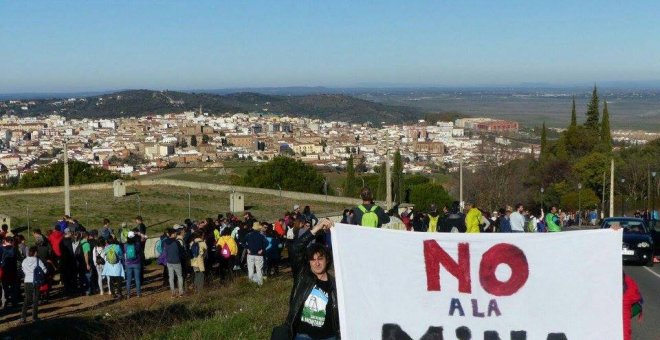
[
  {"x1": 623, "y1": 273, "x2": 641, "y2": 340},
  {"x1": 48, "y1": 230, "x2": 64, "y2": 257}
]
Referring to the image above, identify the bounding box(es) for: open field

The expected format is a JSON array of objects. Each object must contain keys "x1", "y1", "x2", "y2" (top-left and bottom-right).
[
  {"x1": 2, "y1": 265, "x2": 292, "y2": 339},
  {"x1": 0, "y1": 184, "x2": 349, "y2": 237}
]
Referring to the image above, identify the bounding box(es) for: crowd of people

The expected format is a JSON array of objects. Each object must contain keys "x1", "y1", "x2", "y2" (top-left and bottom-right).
[{"x1": 0, "y1": 186, "x2": 648, "y2": 340}]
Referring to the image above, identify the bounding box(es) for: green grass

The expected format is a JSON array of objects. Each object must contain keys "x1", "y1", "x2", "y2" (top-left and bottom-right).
[
  {"x1": 143, "y1": 276, "x2": 291, "y2": 339},
  {"x1": 4, "y1": 273, "x2": 293, "y2": 339},
  {"x1": 0, "y1": 184, "x2": 349, "y2": 237}
]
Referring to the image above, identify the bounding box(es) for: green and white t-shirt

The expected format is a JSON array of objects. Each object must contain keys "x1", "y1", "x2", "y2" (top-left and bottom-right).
[{"x1": 297, "y1": 279, "x2": 334, "y2": 338}]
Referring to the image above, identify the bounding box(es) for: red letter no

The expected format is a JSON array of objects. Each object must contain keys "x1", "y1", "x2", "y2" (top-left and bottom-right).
[
  {"x1": 479, "y1": 243, "x2": 529, "y2": 296},
  {"x1": 424, "y1": 240, "x2": 471, "y2": 293}
]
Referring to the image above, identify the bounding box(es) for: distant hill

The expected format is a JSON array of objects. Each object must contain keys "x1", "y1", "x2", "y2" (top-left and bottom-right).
[{"x1": 3, "y1": 90, "x2": 422, "y2": 124}]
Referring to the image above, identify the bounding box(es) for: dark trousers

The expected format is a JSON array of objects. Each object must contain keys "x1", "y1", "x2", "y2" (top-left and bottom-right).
[
  {"x1": 193, "y1": 270, "x2": 204, "y2": 292},
  {"x1": 109, "y1": 276, "x2": 123, "y2": 297},
  {"x1": 2, "y1": 278, "x2": 19, "y2": 307},
  {"x1": 21, "y1": 283, "x2": 39, "y2": 321}
]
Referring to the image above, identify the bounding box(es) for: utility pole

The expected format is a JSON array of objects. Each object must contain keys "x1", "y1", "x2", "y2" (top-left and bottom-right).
[
  {"x1": 459, "y1": 143, "x2": 464, "y2": 211},
  {"x1": 385, "y1": 134, "x2": 392, "y2": 209},
  {"x1": 648, "y1": 165, "x2": 652, "y2": 212},
  {"x1": 64, "y1": 139, "x2": 71, "y2": 216},
  {"x1": 609, "y1": 159, "x2": 614, "y2": 218}
]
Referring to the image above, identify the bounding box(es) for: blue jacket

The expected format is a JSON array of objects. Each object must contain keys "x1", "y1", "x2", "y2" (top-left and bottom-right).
[
  {"x1": 245, "y1": 231, "x2": 268, "y2": 256},
  {"x1": 499, "y1": 217, "x2": 512, "y2": 233},
  {"x1": 164, "y1": 238, "x2": 183, "y2": 264}
]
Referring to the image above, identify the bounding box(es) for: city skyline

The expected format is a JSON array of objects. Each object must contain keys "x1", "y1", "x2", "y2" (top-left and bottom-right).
[{"x1": 2, "y1": 1, "x2": 660, "y2": 93}]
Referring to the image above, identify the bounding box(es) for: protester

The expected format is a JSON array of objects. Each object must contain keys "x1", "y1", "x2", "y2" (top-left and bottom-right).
[
  {"x1": 124, "y1": 231, "x2": 143, "y2": 298},
  {"x1": 93, "y1": 237, "x2": 110, "y2": 295},
  {"x1": 79, "y1": 231, "x2": 95, "y2": 296},
  {"x1": 281, "y1": 218, "x2": 339, "y2": 339},
  {"x1": 164, "y1": 228, "x2": 185, "y2": 298},
  {"x1": 264, "y1": 226, "x2": 282, "y2": 276},
  {"x1": 545, "y1": 206, "x2": 562, "y2": 232},
  {"x1": 216, "y1": 227, "x2": 238, "y2": 279},
  {"x1": 439, "y1": 201, "x2": 466, "y2": 233},
  {"x1": 508, "y1": 203, "x2": 525, "y2": 233},
  {"x1": 20, "y1": 246, "x2": 47, "y2": 323},
  {"x1": 497, "y1": 208, "x2": 512, "y2": 233},
  {"x1": 189, "y1": 231, "x2": 208, "y2": 293},
  {"x1": 464, "y1": 202, "x2": 482, "y2": 233},
  {"x1": 1, "y1": 236, "x2": 19, "y2": 309},
  {"x1": 427, "y1": 204, "x2": 441, "y2": 232},
  {"x1": 352, "y1": 187, "x2": 390, "y2": 228},
  {"x1": 302, "y1": 206, "x2": 319, "y2": 227},
  {"x1": 245, "y1": 222, "x2": 268, "y2": 286},
  {"x1": 102, "y1": 238, "x2": 125, "y2": 299},
  {"x1": 99, "y1": 218, "x2": 113, "y2": 241},
  {"x1": 58, "y1": 228, "x2": 79, "y2": 296},
  {"x1": 623, "y1": 273, "x2": 642, "y2": 340}
]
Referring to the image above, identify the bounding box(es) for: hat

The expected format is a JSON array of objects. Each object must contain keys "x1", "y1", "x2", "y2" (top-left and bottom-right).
[
  {"x1": 173, "y1": 224, "x2": 183, "y2": 230},
  {"x1": 252, "y1": 221, "x2": 263, "y2": 231},
  {"x1": 64, "y1": 227, "x2": 71, "y2": 234},
  {"x1": 293, "y1": 204, "x2": 300, "y2": 210},
  {"x1": 128, "y1": 231, "x2": 135, "y2": 238}
]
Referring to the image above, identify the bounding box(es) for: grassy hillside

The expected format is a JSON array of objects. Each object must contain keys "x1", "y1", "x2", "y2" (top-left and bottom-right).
[
  {"x1": 0, "y1": 184, "x2": 348, "y2": 236},
  {"x1": 4, "y1": 273, "x2": 292, "y2": 339},
  {"x1": 5, "y1": 90, "x2": 423, "y2": 124}
]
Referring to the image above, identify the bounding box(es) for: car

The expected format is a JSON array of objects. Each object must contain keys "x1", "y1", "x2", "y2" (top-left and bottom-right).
[{"x1": 600, "y1": 217, "x2": 655, "y2": 267}]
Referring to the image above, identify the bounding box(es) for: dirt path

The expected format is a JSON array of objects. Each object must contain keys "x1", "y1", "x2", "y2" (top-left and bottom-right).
[{"x1": 0, "y1": 265, "x2": 170, "y2": 331}]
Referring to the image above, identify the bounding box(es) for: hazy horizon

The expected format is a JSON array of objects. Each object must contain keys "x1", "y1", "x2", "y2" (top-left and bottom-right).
[{"x1": 2, "y1": 1, "x2": 659, "y2": 93}]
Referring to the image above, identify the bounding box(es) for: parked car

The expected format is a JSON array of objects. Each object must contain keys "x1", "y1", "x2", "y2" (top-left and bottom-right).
[{"x1": 600, "y1": 217, "x2": 655, "y2": 267}]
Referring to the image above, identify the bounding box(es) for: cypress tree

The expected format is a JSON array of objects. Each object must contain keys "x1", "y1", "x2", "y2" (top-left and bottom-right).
[
  {"x1": 344, "y1": 154, "x2": 356, "y2": 197},
  {"x1": 585, "y1": 85, "x2": 600, "y2": 130},
  {"x1": 570, "y1": 96, "x2": 577, "y2": 127},
  {"x1": 540, "y1": 122, "x2": 548, "y2": 162},
  {"x1": 377, "y1": 162, "x2": 387, "y2": 200},
  {"x1": 392, "y1": 150, "x2": 404, "y2": 203},
  {"x1": 600, "y1": 100, "x2": 612, "y2": 151}
]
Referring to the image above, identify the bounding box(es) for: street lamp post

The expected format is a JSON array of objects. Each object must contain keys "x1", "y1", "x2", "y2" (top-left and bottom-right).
[
  {"x1": 323, "y1": 179, "x2": 328, "y2": 202},
  {"x1": 578, "y1": 183, "x2": 582, "y2": 226},
  {"x1": 276, "y1": 184, "x2": 282, "y2": 198},
  {"x1": 360, "y1": 176, "x2": 365, "y2": 188},
  {"x1": 652, "y1": 171, "x2": 657, "y2": 228},
  {"x1": 620, "y1": 178, "x2": 625, "y2": 216},
  {"x1": 540, "y1": 187, "x2": 544, "y2": 212}
]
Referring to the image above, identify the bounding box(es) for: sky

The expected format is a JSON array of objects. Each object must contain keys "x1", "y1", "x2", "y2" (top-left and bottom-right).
[{"x1": 1, "y1": 0, "x2": 659, "y2": 93}]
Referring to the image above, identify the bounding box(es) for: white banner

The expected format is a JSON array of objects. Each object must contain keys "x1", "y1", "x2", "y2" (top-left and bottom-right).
[{"x1": 331, "y1": 224, "x2": 622, "y2": 340}]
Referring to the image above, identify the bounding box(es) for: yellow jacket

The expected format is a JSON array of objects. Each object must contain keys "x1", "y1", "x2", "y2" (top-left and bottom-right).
[
  {"x1": 465, "y1": 208, "x2": 482, "y2": 233},
  {"x1": 217, "y1": 235, "x2": 238, "y2": 256},
  {"x1": 190, "y1": 238, "x2": 208, "y2": 272}
]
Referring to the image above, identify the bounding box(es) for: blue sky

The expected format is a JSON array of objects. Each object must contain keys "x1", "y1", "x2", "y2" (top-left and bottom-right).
[{"x1": 1, "y1": 1, "x2": 659, "y2": 93}]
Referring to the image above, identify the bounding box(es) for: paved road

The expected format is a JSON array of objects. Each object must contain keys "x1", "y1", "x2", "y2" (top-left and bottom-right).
[{"x1": 626, "y1": 263, "x2": 660, "y2": 340}]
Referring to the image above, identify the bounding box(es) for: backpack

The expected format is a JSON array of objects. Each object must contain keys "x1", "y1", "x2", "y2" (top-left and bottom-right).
[
  {"x1": 191, "y1": 241, "x2": 201, "y2": 258},
  {"x1": 106, "y1": 246, "x2": 119, "y2": 265},
  {"x1": 101, "y1": 227, "x2": 112, "y2": 240},
  {"x1": 34, "y1": 258, "x2": 46, "y2": 285},
  {"x1": 126, "y1": 243, "x2": 137, "y2": 261},
  {"x1": 358, "y1": 205, "x2": 379, "y2": 227},
  {"x1": 220, "y1": 242, "x2": 231, "y2": 259},
  {"x1": 157, "y1": 241, "x2": 168, "y2": 266},
  {"x1": 428, "y1": 215, "x2": 439, "y2": 232},
  {"x1": 155, "y1": 239, "x2": 163, "y2": 256},
  {"x1": 119, "y1": 228, "x2": 129, "y2": 244},
  {"x1": 95, "y1": 251, "x2": 106, "y2": 266}
]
